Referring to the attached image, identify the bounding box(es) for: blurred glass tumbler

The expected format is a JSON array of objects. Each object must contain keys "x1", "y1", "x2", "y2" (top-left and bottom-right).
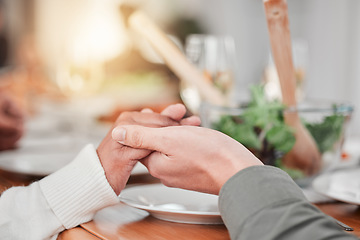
[
  {"x1": 200, "y1": 101, "x2": 354, "y2": 182},
  {"x1": 180, "y1": 34, "x2": 237, "y2": 114},
  {"x1": 263, "y1": 39, "x2": 309, "y2": 102}
]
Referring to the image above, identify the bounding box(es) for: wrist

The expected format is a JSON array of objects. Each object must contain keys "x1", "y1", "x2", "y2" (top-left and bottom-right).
[
  {"x1": 96, "y1": 148, "x2": 136, "y2": 196},
  {"x1": 106, "y1": 173, "x2": 125, "y2": 195},
  {"x1": 96, "y1": 149, "x2": 120, "y2": 195}
]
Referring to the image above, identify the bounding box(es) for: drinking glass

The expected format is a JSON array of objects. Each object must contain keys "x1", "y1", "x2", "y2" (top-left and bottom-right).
[
  {"x1": 180, "y1": 34, "x2": 237, "y2": 114},
  {"x1": 263, "y1": 39, "x2": 309, "y2": 102}
]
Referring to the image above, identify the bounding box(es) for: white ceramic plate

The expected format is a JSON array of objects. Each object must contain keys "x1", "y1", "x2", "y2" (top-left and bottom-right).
[
  {"x1": 0, "y1": 150, "x2": 148, "y2": 177},
  {"x1": 131, "y1": 162, "x2": 148, "y2": 175},
  {"x1": 0, "y1": 151, "x2": 74, "y2": 176},
  {"x1": 312, "y1": 168, "x2": 360, "y2": 205},
  {"x1": 120, "y1": 184, "x2": 222, "y2": 224},
  {"x1": 0, "y1": 134, "x2": 82, "y2": 176}
]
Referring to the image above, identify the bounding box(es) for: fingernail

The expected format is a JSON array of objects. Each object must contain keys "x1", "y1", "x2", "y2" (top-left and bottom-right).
[{"x1": 112, "y1": 127, "x2": 126, "y2": 144}]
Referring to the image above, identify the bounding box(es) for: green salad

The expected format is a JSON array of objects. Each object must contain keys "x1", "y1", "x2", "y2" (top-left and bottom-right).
[{"x1": 213, "y1": 85, "x2": 345, "y2": 178}]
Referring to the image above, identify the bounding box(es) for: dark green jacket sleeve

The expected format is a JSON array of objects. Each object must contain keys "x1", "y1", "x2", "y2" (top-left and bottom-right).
[{"x1": 219, "y1": 166, "x2": 358, "y2": 240}]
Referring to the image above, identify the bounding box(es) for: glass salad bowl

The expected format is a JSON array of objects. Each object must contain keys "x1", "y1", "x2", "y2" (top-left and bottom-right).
[{"x1": 200, "y1": 86, "x2": 353, "y2": 184}]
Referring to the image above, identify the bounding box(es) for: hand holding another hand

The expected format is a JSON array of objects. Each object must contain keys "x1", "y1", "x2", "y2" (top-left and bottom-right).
[
  {"x1": 97, "y1": 104, "x2": 200, "y2": 195},
  {"x1": 113, "y1": 125, "x2": 263, "y2": 195}
]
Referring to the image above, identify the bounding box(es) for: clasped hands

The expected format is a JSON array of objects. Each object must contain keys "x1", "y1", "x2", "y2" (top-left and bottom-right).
[{"x1": 97, "y1": 103, "x2": 262, "y2": 196}]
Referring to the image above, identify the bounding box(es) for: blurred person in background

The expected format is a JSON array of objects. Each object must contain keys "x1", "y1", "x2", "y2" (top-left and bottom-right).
[
  {"x1": 0, "y1": 91, "x2": 24, "y2": 150},
  {"x1": 0, "y1": 0, "x2": 24, "y2": 149},
  {"x1": 0, "y1": 0, "x2": 8, "y2": 68}
]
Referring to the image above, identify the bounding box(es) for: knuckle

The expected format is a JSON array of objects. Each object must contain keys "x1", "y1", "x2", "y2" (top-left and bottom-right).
[
  {"x1": 115, "y1": 112, "x2": 128, "y2": 123},
  {"x1": 159, "y1": 135, "x2": 172, "y2": 148},
  {"x1": 161, "y1": 180, "x2": 173, "y2": 188},
  {"x1": 149, "y1": 168, "x2": 162, "y2": 179},
  {"x1": 113, "y1": 120, "x2": 130, "y2": 129},
  {"x1": 116, "y1": 111, "x2": 135, "y2": 125},
  {"x1": 147, "y1": 162, "x2": 162, "y2": 178},
  {"x1": 121, "y1": 111, "x2": 132, "y2": 119},
  {"x1": 161, "y1": 117, "x2": 178, "y2": 127},
  {"x1": 130, "y1": 130, "x2": 144, "y2": 148},
  {"x1": 148, "y1": 167, "x2": 158, "y2": 178}
]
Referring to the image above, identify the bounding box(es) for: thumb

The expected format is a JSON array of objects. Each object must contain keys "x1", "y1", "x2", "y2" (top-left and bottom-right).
[{"x1": 112, "y1": 125, "x2": 167, "y2": 152}]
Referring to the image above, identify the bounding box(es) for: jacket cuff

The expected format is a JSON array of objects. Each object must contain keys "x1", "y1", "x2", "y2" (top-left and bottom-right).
[
  {"x1": 39, "y1": 144, "x2": 119, "y2": 229},
  {"x1": 219, "y1": 165, "x2": 306, "y2": 233}
]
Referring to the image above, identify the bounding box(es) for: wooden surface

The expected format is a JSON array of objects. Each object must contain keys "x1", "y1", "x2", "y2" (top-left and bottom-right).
[
  {"x1": 81, "y1": 205, "x2": 229, "y2": 240},
  {"x1": 0, "y1": 170, "x2": 359, "y2": 239},
  {"x1": 58, "y1": 227, "x2": 101, "y2": 240},
  {"x1": 0, "y1": 169, "x2": 42, "y2": 192},
  {"x1": 316, "y1": 202, "x2": 360, "y2": 237}
]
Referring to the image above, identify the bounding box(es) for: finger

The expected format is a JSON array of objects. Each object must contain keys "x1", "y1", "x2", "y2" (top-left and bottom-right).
[
  {"x1": 119, "y1": 145, "x2": 153, "y2": 161},
  {"x1": 119, "y1": 112, "x2": 180, "y2": 127},
  {"x1": 140, "y1": 151, "x2": 170, "y2": 178},
  {"x1": 141, "y1": 108, "x2": 153, "y2": 113},
  {"x1": 131, "y1": 113, "x2": 180, "y2": 127},
  {"x1": 160, "y1": 103, "x2": 187, "y2": 121},
  {"x1": 112, "y1": 125, "x2": 171, "y2": 152},
  {"x1": 180, "y1": 116, "x2": 201, "y2": 126}
]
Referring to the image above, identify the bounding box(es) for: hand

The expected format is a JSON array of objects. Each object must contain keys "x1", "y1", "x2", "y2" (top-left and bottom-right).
[
  {"x1": 97, "y1": 104, "x2": 200, "y2": 195},
  {"x1": 0, "y1": 93, "x2": 24, "y2": 150},
  {"x1": 112, "y1": 125, "x2": 263, "y2": 195}
]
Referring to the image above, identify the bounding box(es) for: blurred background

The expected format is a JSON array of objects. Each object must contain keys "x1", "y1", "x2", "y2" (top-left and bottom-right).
[{"x1": 1, "y1": 0, "x2": 359, "y2": 136}]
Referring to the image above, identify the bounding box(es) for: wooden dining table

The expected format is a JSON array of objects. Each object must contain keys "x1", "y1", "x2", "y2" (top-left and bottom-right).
[{"x1": 0, "y1": 169, "x2": 359, "y2": 240}]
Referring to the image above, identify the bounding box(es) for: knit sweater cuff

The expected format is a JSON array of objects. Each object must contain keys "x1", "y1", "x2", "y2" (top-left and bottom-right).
[{"x1": 39, "y1": 144, "x2": 119, "y2": 229}]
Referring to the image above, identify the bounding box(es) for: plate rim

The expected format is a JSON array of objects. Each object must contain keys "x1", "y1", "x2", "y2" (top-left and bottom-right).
[
  {"x1": 120, "y1": 184, "x2": 221, "y2": 216},
  {"x1": 312, "y1": 169, "x2": 360, "y2": 205},
  {"x1": 0, "y1": 152, "x2": 149, "y2": 177},
  {"x1": 0, "y1": 153, "x2": 73, "y2": 176}
]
